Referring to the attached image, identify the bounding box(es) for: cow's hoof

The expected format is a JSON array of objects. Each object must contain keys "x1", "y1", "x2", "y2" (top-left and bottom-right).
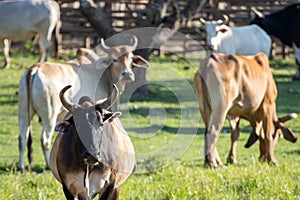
[
  {"x1": 204, "y1": 159, "x2": 223, "y2": 168},
  {"x1": 16, "y1": 166, "x2": 26, "y2": 173},
  {"x1": 268, "y1": 159, "x2": 278, "y2": 166},
  {"x1": 226, "y1": 157, "x2": 237, "y2": 165},
  {"x1": 292, "y1": 76, "x2": 300, "y2": 81}
]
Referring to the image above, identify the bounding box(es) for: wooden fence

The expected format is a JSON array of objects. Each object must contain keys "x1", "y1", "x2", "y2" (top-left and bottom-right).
[{"x1": 59, "y1": 0, "x2": 300, "y2": 58}]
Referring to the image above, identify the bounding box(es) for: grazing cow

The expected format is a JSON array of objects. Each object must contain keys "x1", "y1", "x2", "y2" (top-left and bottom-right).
[
  {"x1": 194, "y1": 52, "x2": 297, "y2": 167},
  {"x1": 50, "y1": 85, "x2": 136, "y2": 199},
  {"x1": 250, "y1": 4, "x2": 300, "y2": 79},
  {"x1": 0, "y1": 0, "x2": 61, "y2": 68},
  {"x1": 200, "y1": 16, "x2": 271, "y2": 57},
  {"x1": 17, "y1": 37, "x2": 149, "y2": 171}
]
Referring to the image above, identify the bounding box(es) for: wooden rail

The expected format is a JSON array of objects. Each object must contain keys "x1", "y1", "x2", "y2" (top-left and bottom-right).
[{"x1": 58, "y1": 0, "x2": 299, "y2": 58}]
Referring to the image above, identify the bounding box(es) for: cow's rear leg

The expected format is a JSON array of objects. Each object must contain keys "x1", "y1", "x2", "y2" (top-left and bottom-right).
[
  {"x1": 18, "y1": 122, "x2": 31, "y2": 171},
  {"x1": 3, "y1": 39, "x2": 11, "y2": 69},
  {"x1": 38, "y1": 34, "x2": 51, "y2": 62},
  {"x1": 227, "y1": 116, "x2": 240, "y2": 165},
  {"x1": 18, "y1": 85, "x2": 34, "y2": 171},
  {"x1": 41, "y1": 118, "x2": 56, "y2": 170},
  {"x1": 205, "y1": 111, "x2": 227, "y2": 168},
  {"x1": 292, "y1": 44, "x2": 300, "y2": 80}
]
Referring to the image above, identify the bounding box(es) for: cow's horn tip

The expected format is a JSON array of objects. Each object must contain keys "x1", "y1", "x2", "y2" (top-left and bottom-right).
[{"x1": 290, "y1": 113, "x2": 297, "y2": 119}]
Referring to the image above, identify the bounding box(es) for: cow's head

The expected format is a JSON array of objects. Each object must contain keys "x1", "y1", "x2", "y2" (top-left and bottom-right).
[
  {"x1": 245, "y1": 113, "x2": 297, "y2": 148},
  {"x1": 56, "y1": 84, "x2": 121, "y2": 165},
  {"x1": 99, "y1": 36, "x2": 150, "y2": 92},
  {"x1": 200, "y1": 15, "x2": 229, "y2": 52},
  {"x1": 250, "y1": 7, "x2": 265, "y2": 28}
]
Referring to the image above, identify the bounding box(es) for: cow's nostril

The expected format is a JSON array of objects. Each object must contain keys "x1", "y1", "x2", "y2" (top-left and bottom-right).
[
  {"x1": 207, "y1": 45, "x2": 214, "y2": 50},
  {"x1": 122, "y1": 72, "x2": 126, "y2": 76}
]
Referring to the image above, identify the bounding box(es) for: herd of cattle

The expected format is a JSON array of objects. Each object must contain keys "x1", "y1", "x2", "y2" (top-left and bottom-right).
[{"x1": 1, "y1": 0, "x2": 299, "y2": 199}]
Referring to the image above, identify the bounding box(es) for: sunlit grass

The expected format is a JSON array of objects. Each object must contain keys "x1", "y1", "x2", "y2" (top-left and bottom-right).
[{"x1": 0, "y1": 51, "x2": 299, "y2": 199}]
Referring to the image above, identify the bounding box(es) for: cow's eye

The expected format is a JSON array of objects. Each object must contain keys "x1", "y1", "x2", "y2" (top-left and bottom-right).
[{"x1": 112, "y1": 58, "x2": 117, "y2": 62}]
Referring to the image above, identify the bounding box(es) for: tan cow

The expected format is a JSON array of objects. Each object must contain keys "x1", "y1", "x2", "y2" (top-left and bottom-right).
[
  {"x1": 17, "y1": 37, "x2": 149, "y2": 171},
  {"x1": 194, "y1": 52, "x2": 297, "y2": 167}
]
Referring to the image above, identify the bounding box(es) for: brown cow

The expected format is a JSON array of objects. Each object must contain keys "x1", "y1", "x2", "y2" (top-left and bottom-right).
[
  {"x1": 194, "y1": 52, "x2": 297, "y2": 167},
  {"x1": 50, "y1": 84, "x2": 136, "y2": 199}
]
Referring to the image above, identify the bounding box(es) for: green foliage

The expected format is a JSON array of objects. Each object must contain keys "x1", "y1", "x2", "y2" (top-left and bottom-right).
[{"x1": 0, "y1": 52, "x2": 299, "y2": 199}]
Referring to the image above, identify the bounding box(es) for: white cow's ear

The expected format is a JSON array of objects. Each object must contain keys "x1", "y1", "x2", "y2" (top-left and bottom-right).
[
  {"x1": 95, "y1": 57, "x2": 112, "y2": 70},
  {"x1": 219, "y1": 28, "x2": 228, "y2": 33},
  {"x1": 55, "y1": 120, "x2": 71, "y2": 133},
  {"x1": 132, "y1": 55, "x2": 150, "y2": 68}
]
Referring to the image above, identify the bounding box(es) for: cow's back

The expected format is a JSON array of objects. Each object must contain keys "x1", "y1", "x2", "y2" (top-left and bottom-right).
[
  {"x1": 195, "y1": 53, "x2": 272, "y2": 118},
  {"x1": 252, "y1": 3, "x2": 300, "y2": 46},
  {"x1": 32, "y1": 63, "x2": 77, "y2": 119},
  {"x1": 19, "y1": 62, "x2": 77, "y2": 124},
  {"x1": 216, "y1": 25, "x2": 271, "y2": 56},
  {"x1": 0, "y1": 0, "x2": 57, "y2": 40}
]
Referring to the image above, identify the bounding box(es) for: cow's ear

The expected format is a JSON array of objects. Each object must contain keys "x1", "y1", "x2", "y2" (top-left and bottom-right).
[
  {"x1": 103, "y1": 112, "x2": 122, "y2": 123},
  {"x1": 219, "y1": 28, "x2": 228, "y2": 33},
  {"x1": 55, "y1": 120, "x2": 71, "y2": 133},
  {"x1": 132, "y1": 55, "x2": 150, "y2": 68}
]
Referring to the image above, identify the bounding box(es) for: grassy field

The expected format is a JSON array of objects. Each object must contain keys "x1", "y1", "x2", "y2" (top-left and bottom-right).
[{"x1": 0, "y1": 49, "x2": 300, "y2": 199}]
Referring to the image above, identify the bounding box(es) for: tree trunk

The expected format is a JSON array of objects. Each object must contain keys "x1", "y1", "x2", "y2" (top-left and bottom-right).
[
  {"x1": 79, "y1": 0, "x2": 117, "y2": 39},
  {"x1": 66, "y1": 0, "x2": 207, "y2": 100}
]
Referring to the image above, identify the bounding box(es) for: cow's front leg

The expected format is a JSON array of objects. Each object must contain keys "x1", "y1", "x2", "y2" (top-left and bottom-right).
[
  {"x1": 227, "y1": 116, "x2": 240, "y2": 164},
  {"x1": 258, "y1": 136, "x2": 267, "y2": 162},
  {"x1": 265, "y1": 136, "x2": 277, "y2": 165},
  {"x1": 258, "y1": 136, "x2": 277, "y2": 165}
]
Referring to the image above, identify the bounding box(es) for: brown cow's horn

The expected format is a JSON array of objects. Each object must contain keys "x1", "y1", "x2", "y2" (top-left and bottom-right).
[
  {"x1": 97, "y1": 84, "x2": 119, "y2": 110},
  {"x1": 100, "y1": 38, "x2": 110, "y2": 53},
  {"x1": 278, "y1": 113, "x2": 297, "y2": 123},
  {"x1": 130, "y1": 35, "x2": 138, "y2": 51},
  {"x1": 244, "y1": 130, "x2": 258, "y2": 148},
  {"x1": 59, "y1": 85, "x2": 74, "y2": 112}
]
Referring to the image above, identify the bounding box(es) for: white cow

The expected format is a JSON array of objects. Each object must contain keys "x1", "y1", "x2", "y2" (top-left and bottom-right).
[
  {"x1": 0, "y1": 0, "x2": 61, "y2": 68},
  {"x1": 17, "y1": 37, "x2": 150, "y2": 171},
  {"x1": 200, "y1": 16, "x2": 271, "y2": 57}
]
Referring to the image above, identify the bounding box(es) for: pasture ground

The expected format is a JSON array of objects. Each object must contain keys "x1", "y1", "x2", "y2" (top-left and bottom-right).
[{"x1": 0, "y1": 50, "x2": 300, "y2": 199}]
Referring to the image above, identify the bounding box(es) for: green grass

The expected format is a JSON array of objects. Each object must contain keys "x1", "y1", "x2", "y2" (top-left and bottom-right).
[{"x1": 0, "y1": 51, "x2": 300, "y2": 199}]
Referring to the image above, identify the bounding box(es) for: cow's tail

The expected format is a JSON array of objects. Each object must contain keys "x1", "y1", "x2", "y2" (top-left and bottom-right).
[
  {"x1": 25, "y1": 65, "x2": 39, "y2": 168},
  {"x1": 27, "y1": 127, "x2": 33, "y2": 167},
  {"x1": 54, "y1": 3, "x2": 61, "y2": 60}
]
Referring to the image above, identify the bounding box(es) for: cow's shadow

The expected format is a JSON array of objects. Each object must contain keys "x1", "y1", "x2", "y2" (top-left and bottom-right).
[{"x1": 0, "y1": 163, "x2": 47, "y2": 174}]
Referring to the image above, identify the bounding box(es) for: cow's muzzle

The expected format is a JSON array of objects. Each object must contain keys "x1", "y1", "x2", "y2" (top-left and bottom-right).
[
  {"x1": 122, "y1": 71, "x2": 135, "y2": 81},
  {"x1": 83, "y1": 151, "x2": 99, "y2": 165}
]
